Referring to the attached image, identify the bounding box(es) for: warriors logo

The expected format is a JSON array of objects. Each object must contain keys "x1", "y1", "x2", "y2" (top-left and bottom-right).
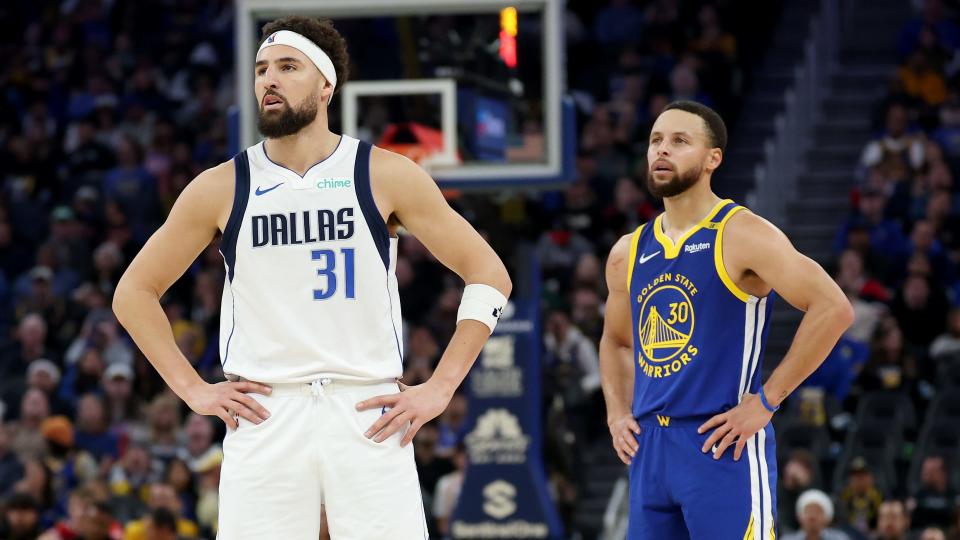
[
  {"x1": 636, "y1": 273, "x2": 700, "y2": 378},
  {"x1": 639, "y1": 285, "x2": 694, "y2": 363}
]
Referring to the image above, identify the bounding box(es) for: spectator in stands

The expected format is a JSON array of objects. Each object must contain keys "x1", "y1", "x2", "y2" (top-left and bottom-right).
[
  {"x1": 803, "y1": 335, "x2": 869, "y2": 403},
  {"x1": 689, "y1": 4, "x2": 737, "y2": 63},
  {"x1": 0, "y1": 423, "x2": 24, "y2": 498},
  {"x1": 123, "y1": 482, "x2": 199, "y2": 540},
  {"x1": 898, "y1": 50, "x2": 948, "y2": 106},
  {"x1": 403, "y1": 326, "x2": 441, "y2": 386},
  {"x1": 536, "y1": 222, "x2": 595, "y2": 288},
  {"x1": 835, "y1": 253, "x2": 888, "y2": 353},
  {"x1": 902, "y1": 219, "x2": 956, "y2": 287},
  {"x1": 9, "y1": 389, "x2": 52, "y2": 458},
  {"x1": 12, "y1": 458, "x2": 55, "y2": 526},
  {"x1": 909, "y1": 455, "x2": 958, "y2": 530},
  {"x1": 108, "y1": 444, "x2": 151, "y2": 502},
  {"x1": 898, "y1": 0, "x2": 960, "y2": 59},
  {"x1": 74, "y1": 393, "x2": 119, "y2": 462},
  {"x1": 59, "y1": 348, "x2": 108, "y2": 408},
  {"x1": 163, "y1": 459, "x2": 196, "y2": 522},
  {"x1": 432, "y1": 443, "x2": 466, "y2": 539},
  {"x1": 40, "y1": 484, "x2": 106, "y2": 540},
  {"x1": 143, "y1": 507, "x2": 180, "y2": 540},
  {"x1": 13, "y1": 265, "x2": 73, "y2": 344},
  {"x1": 930, "y1": 308, "x2": 960, "y2": 361},
  {"x1": 544, "y1": 307, "x2": 603, "y2": 443},
  {"x1": 860, "y1": 104, "x2": 925, "y2": 185},
  {"x1": 544, "y1": 309, "x2": 602, "y2": 407},
  {"x1": 600, "y1": 177, "x2": 656, "y2": 244},
  {"x1": 784, "y1": 489, "x2": 850, "y2": 540},
  {"x1": 0, "y1": 315, "x2": 58, "y2": 398},
  {"x1": 861, "y1": 316, "x2": 917, "y2": 392},
  {"x1": 102, "y1": 135, "x2": 158, "y2": 240},
  {"x1": 0, "y1": 492, "x2": 42, "y2": 540},
  {"x1": 669, "y1": 62, "x2": 713, "y2": 107},
  {"x1": 932, "y1": 94, "x2": 960, "y2": 159},
  {"x1": 839, "y1": 457, "x2": 884, "y2": 535},
  {"x1": 18, "y1": 358, "x2": 73, "y2": 417},
  {"x1": 779, "y1": 450, "x2": 819, "y2": 532},
  {"x1": 193, "y1": 448, "x2": 222, "y2": 537},
  {"x1": 435, "y1": 393, "x2": 467, "y2": 457},
  {"x1": 571, "y1": 253, "x2": 604, "y2": 293},
  {"x1": 835, "y1": 188, "x2": 908, "y2": 277},
  {"x1": 65, "y1": 310, "x2": 133, "y2": 369},
  {"x1": 892, "y1": 273, "x2": 949, "y2": 348},
  {"x1": 571, "y1": 285, "x2": 604, "y2": 344},
  {"x1": 41, "y1": 415, "x2": 99, "y2": 503},
  {"x1": 25, "y1": 359, "x2": 63, "y2": 412},
  {"x1": 101, "y1": 363, "x2": 136, "y2": 438},
  {"x1": 181, "y1": 414, "x2": 218, "y2": 475},
  {"x1": 836, "y1": 249, "x2": 891, "y2": 305},
  {"x1": 923, "y1": 527, "x2": 948, "y2": 540},
  {"x1": 136, "y1": 395, "x2": 182, "y2": 474},
  {"x1": 874, "y1": 499, "x2": 910, "y2": 540},
  {"x1": 413, "y1": 422, "x2": 454, "y2": 505}
]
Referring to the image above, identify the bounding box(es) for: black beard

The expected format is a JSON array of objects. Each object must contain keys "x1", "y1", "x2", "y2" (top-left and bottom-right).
[
  {"x1": 646, "y1": 163, "x2": 702, "y2": 198},
  {"x1": 257, "y1": 91, "x2": 320, "y2": 138}
]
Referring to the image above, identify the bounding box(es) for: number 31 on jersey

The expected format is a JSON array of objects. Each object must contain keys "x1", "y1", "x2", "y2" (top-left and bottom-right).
[{"x1": 311, "y1": 248, "x2": 355, "y2": 300}]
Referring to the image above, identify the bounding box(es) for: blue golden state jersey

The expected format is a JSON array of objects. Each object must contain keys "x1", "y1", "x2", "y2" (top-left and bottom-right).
[{"x1": 627, "y1": 199, "x2": 775, "y2": 420}]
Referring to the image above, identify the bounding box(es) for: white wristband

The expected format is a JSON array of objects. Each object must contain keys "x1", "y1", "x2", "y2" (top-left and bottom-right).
[{"x1": 456, "y1": 284, "x2": 508, "y2": 334}]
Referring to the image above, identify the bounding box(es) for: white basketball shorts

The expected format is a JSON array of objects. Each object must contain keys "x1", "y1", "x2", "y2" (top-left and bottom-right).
[{"x1": 217, "y1": 378, "x2": 428, "y2": 539}]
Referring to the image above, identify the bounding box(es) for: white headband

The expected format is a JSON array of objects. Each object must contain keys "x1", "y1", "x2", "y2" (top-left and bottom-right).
[{"x1": 257, "y1": 30, "x2": 337, "y2": 91}]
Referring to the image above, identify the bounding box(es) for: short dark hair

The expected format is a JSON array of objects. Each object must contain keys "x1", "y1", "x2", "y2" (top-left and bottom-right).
[
  {"x1": 151, "y1": 507, "x2": 178, "y2": 532},
  {"x1": 260, "y1": 16, "x2": 350, "y2": 94},
  {"x1": 662, "y1": 100, "x2": 727, "y2": 152}
]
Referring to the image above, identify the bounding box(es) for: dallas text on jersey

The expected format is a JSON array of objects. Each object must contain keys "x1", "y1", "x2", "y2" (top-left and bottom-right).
[{"x1": 250, "y1": 208, "x2": 355, "y2": 247}]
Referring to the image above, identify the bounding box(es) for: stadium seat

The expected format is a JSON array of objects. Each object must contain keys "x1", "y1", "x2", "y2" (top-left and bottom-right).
[
  {"x1": 777, "y1": 421, "x2": 833, "y2": 462},
  {"x1": 854, "y1": 390, "x2": 917, "y2": 433}
]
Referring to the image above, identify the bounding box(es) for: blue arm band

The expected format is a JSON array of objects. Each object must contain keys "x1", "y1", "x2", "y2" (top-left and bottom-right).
[{"x1": 759, "y1": 386, "x2": 779, "y2": 413}]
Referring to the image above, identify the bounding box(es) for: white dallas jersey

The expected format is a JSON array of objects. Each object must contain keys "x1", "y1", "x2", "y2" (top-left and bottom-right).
[{"x1": 218, "y1": 135, "x2": 403, "y2": 382}]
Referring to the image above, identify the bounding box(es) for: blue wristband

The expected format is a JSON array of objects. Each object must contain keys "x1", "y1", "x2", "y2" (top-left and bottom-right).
[{"x1": 759, "y1": 386, "x2": 779, "y2": 413}]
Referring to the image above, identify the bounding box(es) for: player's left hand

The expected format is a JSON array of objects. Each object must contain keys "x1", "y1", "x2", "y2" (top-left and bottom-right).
[
  {"x1": 355, "y1": 380, "x2": 453, "y2": 446},
  {"x1": 697, "y1": 393, "x2": 774, "y2": 461}
]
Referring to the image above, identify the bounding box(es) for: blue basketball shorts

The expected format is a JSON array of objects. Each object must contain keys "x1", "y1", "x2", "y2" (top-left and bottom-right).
[{"x1": 627, "y1": 414, "x2": 778, "y2": 540}]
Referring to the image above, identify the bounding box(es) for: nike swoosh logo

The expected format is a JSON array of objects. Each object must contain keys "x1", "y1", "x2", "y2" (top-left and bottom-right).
[
  {"x1": 639, "y1": 251, "x2": 660, "y2": 264},
  {"x1": 255, "y1": 183, "x2": 283, "y2": 196}
]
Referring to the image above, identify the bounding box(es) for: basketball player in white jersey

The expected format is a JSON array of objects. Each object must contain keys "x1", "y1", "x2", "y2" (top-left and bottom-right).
[{"x1": 113, "y1": 16, "x2": 511, "y2": 539}]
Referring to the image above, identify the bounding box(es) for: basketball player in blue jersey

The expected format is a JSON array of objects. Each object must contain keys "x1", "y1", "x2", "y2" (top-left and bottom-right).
[
  {"x1": 113, "y1": 16, "x2": 511, "y2": 539},
  {"x1": 599, "y1": 101, "x2": 854, "y2": 539}
]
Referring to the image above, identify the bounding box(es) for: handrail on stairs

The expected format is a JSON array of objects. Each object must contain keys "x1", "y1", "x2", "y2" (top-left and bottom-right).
[{"x1": 751, "y1": 0, "x2": 843, "y2": 226}]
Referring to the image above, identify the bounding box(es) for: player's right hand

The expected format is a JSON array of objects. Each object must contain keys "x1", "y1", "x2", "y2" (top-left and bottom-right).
[
  {"x1": 608, "y1": 413, "x2": 641, "y2": 465},
  {"x1": 184, "y1": 381, "x2": 273, "y2": 430}
]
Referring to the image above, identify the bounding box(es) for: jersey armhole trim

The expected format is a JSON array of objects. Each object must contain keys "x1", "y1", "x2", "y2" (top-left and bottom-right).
[
  {"x1": 354, "y1": 141, "x2": 391, "y2": 270},
  {"x1": 626, "y1": 224, "x2": 645, "y2": 290},
  {"x1": 714, "y1": 205, "x2": 751, "y2": 303},
  {"x1": 222, "y1": 152, "x2": 251, "y2": 282}
]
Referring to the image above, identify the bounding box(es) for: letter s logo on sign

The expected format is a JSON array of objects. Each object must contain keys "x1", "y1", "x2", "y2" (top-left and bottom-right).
[{"x1": 482, "y1": 480, "x2": 517, "y2": 519}]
